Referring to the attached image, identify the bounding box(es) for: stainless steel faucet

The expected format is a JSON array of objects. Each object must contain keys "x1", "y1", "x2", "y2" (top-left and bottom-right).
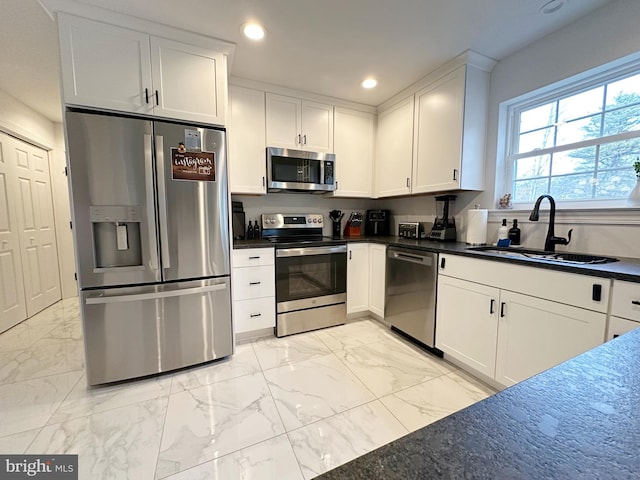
[{"x1": 528, "y1": 194, "x2": 572, "y2": 252}]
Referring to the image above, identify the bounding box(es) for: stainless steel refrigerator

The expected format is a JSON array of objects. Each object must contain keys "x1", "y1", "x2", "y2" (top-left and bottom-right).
[{"x1": 65, "y1": 109, "x2": 232, "y2": 385}]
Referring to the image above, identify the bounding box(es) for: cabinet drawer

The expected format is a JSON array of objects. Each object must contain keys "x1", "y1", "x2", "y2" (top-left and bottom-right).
[
  {"x1": 234, "y1": 297, "x2": 275, "y2": 333},
  {"x1": 232, "y1": 266, "x2": 275, "y2": 300},
  {"x1": 232, "y1": 248, "x2": 274, "y2": 267},
  {"x1": 610, "y1": 280, "x2": 640, "y2": 321}
]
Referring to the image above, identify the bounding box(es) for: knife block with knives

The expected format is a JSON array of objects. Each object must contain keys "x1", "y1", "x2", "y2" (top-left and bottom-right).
[{"x1": 343, "y1": 212, "x2": 363, "y2": 237}]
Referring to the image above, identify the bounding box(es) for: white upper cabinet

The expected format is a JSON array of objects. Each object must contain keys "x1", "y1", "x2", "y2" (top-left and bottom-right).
[
  {"x1": 375, "y1": 95, "x2": 414, "y2": 197},
  {"x1": 412, "y1": 64, "x2": 488, "y2": 193},
  {"x1": 333, "y1": 107, "x2": 375, "y2": 197},
  {"x1": 150, "y1": 37, "x2": 226, "y2": 125},
  {"x1": 229, "y1": 85, "x2": 266, "y2": 194},
  {"x1": 375, "y1": 52, "x2": 493, "y2": 198},
  {"x1": 58, "y1": 13, "x2": 228, "y2": 125},
  {"x1": 266, "y1": 93, "x2": 333, "y2": 152}
]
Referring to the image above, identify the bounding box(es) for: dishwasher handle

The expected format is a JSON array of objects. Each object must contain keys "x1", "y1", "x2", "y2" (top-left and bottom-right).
[{"x1": 389, "y1": 249, "x2": 433, "y2": 266}]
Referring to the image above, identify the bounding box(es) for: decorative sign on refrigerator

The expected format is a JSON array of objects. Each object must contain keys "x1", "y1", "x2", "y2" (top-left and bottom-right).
[{"x1": 171, "y1": 149, "x2": 216, "y2": 181}]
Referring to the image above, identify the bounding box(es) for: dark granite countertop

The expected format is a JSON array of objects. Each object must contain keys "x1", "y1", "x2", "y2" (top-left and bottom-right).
[
  {"x1": 234, "y1": 236, "x2": 640, "y2": 282},
  {"x1": 317, "y1": 327, "x2": 640, "y2": 479}
]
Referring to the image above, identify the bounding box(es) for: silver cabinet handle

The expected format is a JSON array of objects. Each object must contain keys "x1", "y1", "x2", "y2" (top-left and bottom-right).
[
  {"x1": 303, "y1": 134, "x2": 307, "y2": 145},
  {"x1": 297, "y1": 134, "x2": 302, "y2": 145},
  {"x1": 155, "y1": 135, "x2": 171, "y2": 269},
  {"x1": 632, "y1": 300, "x2": 640, "y2": 306},
  {"x1": 144, "y1": 134, "x2": 159, "y2": 270},
  {"x1": 85, "y1": 283, "x2": 227, "y2": 304},
  {"x1": 250, "y1": 313, "x2": 262, "y2": 318},
  {"x1": 453, "y1": 169, "x2": 458, "y2": 181},
  {"x1": 248, "y1": 256, "x2": 260, "y2": 260},
  {"x1": 406, "y1": 177, "x2": 411, "y2": 188},
  {"x1": 249, "y1": 281, "x2": 261, "y2": 285}
]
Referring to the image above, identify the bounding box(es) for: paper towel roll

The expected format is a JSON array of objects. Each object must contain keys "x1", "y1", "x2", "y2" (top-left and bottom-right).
[{"x1": 466, "y1": 209, "x2": 488, "y2": 245}]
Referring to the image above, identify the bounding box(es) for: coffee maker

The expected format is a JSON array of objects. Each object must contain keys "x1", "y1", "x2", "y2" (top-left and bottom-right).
[{"x1": 429, "y1": 195, "x2": 457, "y2": 241}]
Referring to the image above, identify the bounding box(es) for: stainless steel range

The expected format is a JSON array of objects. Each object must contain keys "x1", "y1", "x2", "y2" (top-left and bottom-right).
[{"x1": 261, "y1": 214, "x2": 347, "y2": 337}]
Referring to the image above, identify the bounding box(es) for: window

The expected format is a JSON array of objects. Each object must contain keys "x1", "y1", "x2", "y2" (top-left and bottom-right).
[{"x1": 506, "y1": 69, "x2": 640, "y2": 205}]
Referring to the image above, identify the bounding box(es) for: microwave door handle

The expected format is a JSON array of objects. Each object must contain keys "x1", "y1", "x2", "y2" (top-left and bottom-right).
[
  {"x1": 144, "y1": 134, "x2": 159, "y2": 270},
  {"x1": 155, "y1": 135, "x2": 171, "y2": 269}
]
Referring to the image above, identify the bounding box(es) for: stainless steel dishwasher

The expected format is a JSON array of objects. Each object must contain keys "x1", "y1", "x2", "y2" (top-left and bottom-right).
[{"x1": 385, "y1": 246, "x2": 441, "y2": 355}]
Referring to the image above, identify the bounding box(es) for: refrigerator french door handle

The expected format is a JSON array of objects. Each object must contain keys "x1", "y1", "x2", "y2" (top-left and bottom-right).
[
  {"x1": 144, "y1": 134, "x2": 159, "y2": 270},
  {"x1": 85, "y1": 283, "x2": 227, "y2": 304},
  {"x1": 155, "y1": 135, "x2": 171, "y2": 269}
]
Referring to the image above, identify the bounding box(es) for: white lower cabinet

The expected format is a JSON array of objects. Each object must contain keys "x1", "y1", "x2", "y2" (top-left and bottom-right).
[
  {"x1": 606, "y1": 279, "x2": 640, "y2": 340},
  {"x1": 495, "y1": 290, "x2": 605, "y2": 387},
  {"x1": 368, "y1": 244, "x2": 386, "y2": 317},
  {"x1": 436, "y1": 254, "x2": 609, "y2": 388},
  {"x1": 232, "y1": 248, "x2": 275, "y2": 334},
  {"x1": 436, "y1": 276, "x2": 498, "y2": 378},
  {"x1": 347, "y1": 243, "x2": 370, "y2": 314}
]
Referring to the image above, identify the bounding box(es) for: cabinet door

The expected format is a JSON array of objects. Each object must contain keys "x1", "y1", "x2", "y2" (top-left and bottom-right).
[
  {"x1": 368, "y1": 244, "x2": 386, "y2": 317},
  {"x1": 495, "y1": 291, "x2": 606, "y2": 387},
  {"x1": 347, "y1": 243, "x2": 370, "y2": 314},
  {"x1": 150, "y1": 37, "x2": 227, "y2": 125},
  {"x1": 301, "y1": 101, "x2": 334, "y2": 153},
  {"x1": 375, "y1": 96, "x2": 414, "y2": 197},
  {"x1": 436, "y1": 276, "x2": 499, "y2": 378},
  {"x1": 333, "y1": 108, "x2": 374, "y2": 197},
  {"x1": 229, "y1": 86, "x2": 266, "y2": 194},
  {"x1": 266, "y1": 93, "x2": 301, "y2": 149},
  {"x1": 607, "y1": 316, "x2": 640, "y2": 341},
  {"x1": 412, "y1": 66, "x2": 465, "y2": 194},
  {"x1": 57, "y1": 13, "x2": 153, "y2": 114}
]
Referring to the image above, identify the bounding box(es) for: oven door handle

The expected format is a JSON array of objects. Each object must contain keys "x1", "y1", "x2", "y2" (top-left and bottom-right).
[{"x1": 276, "y1": 245, "x2": 347, "y2": 257}]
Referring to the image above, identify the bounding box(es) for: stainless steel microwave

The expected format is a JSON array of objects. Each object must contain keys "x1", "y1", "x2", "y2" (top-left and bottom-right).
[{"x1": 266, "y1": 147, "x2": 336, "y2": 193}]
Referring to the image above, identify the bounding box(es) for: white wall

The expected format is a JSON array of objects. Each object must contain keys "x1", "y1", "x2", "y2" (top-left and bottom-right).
[
  {"x1": 467, "y1": 0, "x2": 640, "y2": 258},
  {"x1": 0, "y1": 88, "x2": 77, "y2": 300}
]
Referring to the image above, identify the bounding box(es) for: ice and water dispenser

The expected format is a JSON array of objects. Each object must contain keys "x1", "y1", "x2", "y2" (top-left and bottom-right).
[{"x1": 90, "y1": 206, "x2": 143, "y2": 269}]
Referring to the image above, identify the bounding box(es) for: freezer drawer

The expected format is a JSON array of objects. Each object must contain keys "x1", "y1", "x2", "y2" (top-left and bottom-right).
[{"x1": 81, "y1": 278, "x2": 232, "y2": 385}]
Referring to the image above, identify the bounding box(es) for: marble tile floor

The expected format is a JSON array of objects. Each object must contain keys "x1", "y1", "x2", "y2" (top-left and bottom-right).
[{"x1": 0, "y1": 298, "x2": 496, "y2": 479}]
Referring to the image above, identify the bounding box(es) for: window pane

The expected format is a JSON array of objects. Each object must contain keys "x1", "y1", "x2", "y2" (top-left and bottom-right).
[
  {"x1": 517, "y1": 127, "x2": 555, "y2": 153},
  {"x1": 520, "y1": 102, "x2": 556, "y2": 133},
  {"x1": 515, "y1": 154, "x2": 550, "y2": 180},
  {"x1": 606, "y1": 73, "x2": 640, "y2": 109},
  {"x1": 595, "y1": 170, "x2": 636, "y2": 198},
  {"x1": 549, "y1": 174, "x2": 595, "y2": 200},
  {"x1": 513, "y1": 178, "x2": 549, "y2": 202},
  {"x1": 603, "y1": 103, "x2": 640, "y2": 136},
  {"x1": 551, "y1": 147, "x2": 596, "y2": 175},
  {"x1": 556, "y1": 114, "x2": 601, "y2": 145},
  {"x1": 599, "y1": 138, "x2": 640, "y2": 169},
  {"x1": 557, "y1": 86, "x2": 604, "y2": 123}
]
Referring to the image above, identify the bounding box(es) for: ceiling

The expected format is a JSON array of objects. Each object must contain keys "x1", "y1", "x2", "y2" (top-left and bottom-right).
[{"x1": 1, "y1": 0, "x2": 617, "y2": 123}]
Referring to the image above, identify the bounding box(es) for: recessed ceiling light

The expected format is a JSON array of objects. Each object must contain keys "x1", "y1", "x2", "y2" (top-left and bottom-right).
[
  {"x1": 242, "y1": 23, "x2": 265, "y2": 41},
  {"x1": 540, "y1": 0, "x2": 567, "y2": 15},
  {"x1": 361, "y1": 78, "x2": 378, "y2": 89}
]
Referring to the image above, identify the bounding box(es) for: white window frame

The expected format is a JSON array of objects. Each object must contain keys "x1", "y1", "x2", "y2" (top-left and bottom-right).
[{"x1": 500, "y1": 56, "x2": 640, "y2": 210}]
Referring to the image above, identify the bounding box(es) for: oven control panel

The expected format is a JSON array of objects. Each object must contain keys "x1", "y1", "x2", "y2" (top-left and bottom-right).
[{"x1": 262, "y1": 214, "x2": 323, "y2": 229}]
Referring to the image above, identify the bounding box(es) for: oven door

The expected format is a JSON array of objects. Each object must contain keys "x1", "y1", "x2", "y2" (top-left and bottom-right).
[{"x1": 275, "y1": 245, "x2": 347, "y2": 312}]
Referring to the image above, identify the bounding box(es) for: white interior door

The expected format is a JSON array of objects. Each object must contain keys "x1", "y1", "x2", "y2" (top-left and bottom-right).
[
  {"x1": 9, "y1": 134, "x2": 61, "y2": 317},
  {"x1": 0, "y1": 133, "x2": 27, "y2": 331}
]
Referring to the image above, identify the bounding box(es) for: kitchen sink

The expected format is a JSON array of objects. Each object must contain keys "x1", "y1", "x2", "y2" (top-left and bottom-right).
[{"x1": 467, "y1": 246, "x2": 619, "y2": 265}]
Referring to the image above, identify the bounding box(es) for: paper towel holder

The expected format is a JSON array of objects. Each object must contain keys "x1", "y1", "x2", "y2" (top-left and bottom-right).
[{"x1": 466, "y1": 205, "x2": 488, "y2": 246}]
